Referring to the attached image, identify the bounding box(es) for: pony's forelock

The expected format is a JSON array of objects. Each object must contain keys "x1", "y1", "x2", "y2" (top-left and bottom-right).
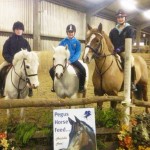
[
  {"x1": 54, "y1": 46, "x2": 70, "y2": 59},
  {"x1": 13, "y1": 50, "x2": 39, "y2": 66}
]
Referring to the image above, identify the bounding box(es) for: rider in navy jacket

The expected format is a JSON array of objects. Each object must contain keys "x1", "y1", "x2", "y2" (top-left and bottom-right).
[
  {"x1": 109, "y1": 23, "x2": 135, "y2": 54},
  {"x1": 109, "y1": 9, "x2": 137, "y2": 91},
  {"x1": 0, "y1": 21, "x2": 32, "y2": 97},
  {"x1": 3, "y1": 33, "x2": 31, "y2": 63}
]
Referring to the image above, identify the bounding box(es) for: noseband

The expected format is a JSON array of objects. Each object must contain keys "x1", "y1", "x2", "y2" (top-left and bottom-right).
[
  {"x1": 53, "y1": 59, "x2": 68, "y2": 77},
  {"x1": 85, "y1": 33, "x2": 113, "y2": 58},
  {"x1": 22, "y1": 59, "x2": 38, "y2": 85},
  {"x1": 85, "y1": 43, "x2": 102, "y2": 58}
]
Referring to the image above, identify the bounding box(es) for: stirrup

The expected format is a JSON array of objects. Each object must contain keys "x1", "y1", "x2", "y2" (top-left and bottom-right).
[
  {"x1": 28, "y1": 89, "x2": 33, "y2": 97},
  {"x1": 78, "y1": 86, "x2": 85, "y2": 93},
  {"x1": 51, "y1": 88, "x2": 55, "y2": 92},
  {"x1": 131, "y1": 83, "x2": 137, "y2": 92}
]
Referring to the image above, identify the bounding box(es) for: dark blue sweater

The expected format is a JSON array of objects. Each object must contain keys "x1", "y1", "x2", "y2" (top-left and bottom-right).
[{"x1": 3, "y1": 33, "x2": 31, "y2": 63}]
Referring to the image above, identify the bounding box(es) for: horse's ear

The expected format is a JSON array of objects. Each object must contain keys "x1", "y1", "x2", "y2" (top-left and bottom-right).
[
  {"x1": 50, "y1": 43, "x2": 56, "y2": 52},
  {"x1": 68, "y1": 117, "x2": 75, "y2": 125},
  {"x1": 87, "y1": 24, "x2": 92, "y2": 30},
  {"x1": 74, "y1": 116, "x2": 81, "y2": 124},
  {"x1": 65, "y1": 45, "x2": 68, "y2": 50},
  {"x1": 98, "y1": 23, "x2": 102, "y2": 33},
  {"x1": 52, "y1": 46, "x2": 56, "y2": 53}
]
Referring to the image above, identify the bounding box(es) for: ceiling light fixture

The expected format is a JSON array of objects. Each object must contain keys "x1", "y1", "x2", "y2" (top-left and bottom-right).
[
  {"x1": 120, "y1": 0, "x2": 137, "y2": 11},
  {"x1": 143, "y1": 10, "x2": 150, "y2": 19}
]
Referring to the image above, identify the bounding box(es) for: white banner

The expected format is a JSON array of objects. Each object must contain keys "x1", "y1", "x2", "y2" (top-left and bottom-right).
[{"x1": 53, "y1": 108, "x2": 96, "y2": 150}]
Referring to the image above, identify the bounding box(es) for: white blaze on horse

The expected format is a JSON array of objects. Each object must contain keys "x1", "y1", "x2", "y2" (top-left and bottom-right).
[
  {"x1": 52, "y1": 45, "x2": 88, "y2": 99},
  {"x1": 67, "y1": 116, "x2": 96, "y2": 150},
  {"x1": 4, "y1": 49, "x2": 39, "y2": 118}
]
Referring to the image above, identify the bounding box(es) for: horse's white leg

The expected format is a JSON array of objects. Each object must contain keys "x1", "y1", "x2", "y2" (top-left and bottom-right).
[
  {"x1": 20, "y1": 108, "x2": 24, "y2": 119},
  {"x1": 7, "y1": 109, "x2": 10, "y2": 118},
  {"x1": 70, "y1": 94, "x2": 78, "y2": 108},
  {"x1": 20, "y1": 96, "x2": 28, "y2": 121},
  {"x1": 5, "y1": 96, "x2": 10, "y2": 118}
]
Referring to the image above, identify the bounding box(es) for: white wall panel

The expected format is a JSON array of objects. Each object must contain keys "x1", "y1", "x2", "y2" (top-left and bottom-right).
[
  {"x1": 40, "y1": 1, "x2": 86, "y2": 40},
  {"x1": 0, "y1": 0, "x2": 33, "y2": 33},
  {"x1": 89, "y1": 16, "x2": 115, "y2": 35},
  {"x1": 40, "y1": 39, "x2": 85, "y2": 52},
  {"x1": 0, "y1": 0, "x2": 115, "y2": 51}
]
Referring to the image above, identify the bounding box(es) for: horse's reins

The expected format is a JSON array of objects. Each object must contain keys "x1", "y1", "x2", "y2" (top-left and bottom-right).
[
  {"x1": 11, "y1": 58, "x2": 38, "y2": 98},
  {"x1": 85, "y1": 33, "x2": 114, "y2": 91}
]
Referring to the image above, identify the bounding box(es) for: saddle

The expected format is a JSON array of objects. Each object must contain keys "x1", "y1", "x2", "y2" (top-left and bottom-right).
[
  {"x1": 0, "y1": 64, "x2": 12, "y2": 96},
  {"x1": 114, "y1": 54, "x2": 124, "y2": 71}
]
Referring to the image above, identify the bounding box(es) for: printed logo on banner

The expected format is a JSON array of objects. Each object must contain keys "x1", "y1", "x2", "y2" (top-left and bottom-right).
[{"x1": 53, "y1": 108, "x2": 96, "y2": 150}]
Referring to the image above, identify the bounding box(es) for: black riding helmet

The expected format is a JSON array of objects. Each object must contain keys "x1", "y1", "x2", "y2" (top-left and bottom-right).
[
  {"x1": 116, "y1": 9, "x2": 127, "y2": 17},
  {"x1": 66, "y1": 24, "x2": 76, "y2": 33},
  {"x1": 12, "y1": 21, "x2": 24, "y2": 31}
]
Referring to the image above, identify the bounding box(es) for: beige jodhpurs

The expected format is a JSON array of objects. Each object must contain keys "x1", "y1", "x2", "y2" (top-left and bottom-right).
[{"x1": 0, "y1": 61, "x2": 10, "y2": 72}]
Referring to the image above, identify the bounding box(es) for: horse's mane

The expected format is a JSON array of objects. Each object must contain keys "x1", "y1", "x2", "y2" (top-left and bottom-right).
[
  {"x1": 102, "y1": 31, "x2": 114, "y2": 53},
  {"x1": 13, "y1": 49, "x2": 39, "y2": 66}
]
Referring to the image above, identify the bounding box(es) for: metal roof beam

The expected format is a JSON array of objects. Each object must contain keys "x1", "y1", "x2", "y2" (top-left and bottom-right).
[
  {"x1": 137, "y1": 22, "x2": 150, "y2": 29},
  {"x1": 86, "y1": 0, "x2": 117, "y2": 16},
  {"x1": 126, "y1": 13, "x2": 138, "y2": 21}
]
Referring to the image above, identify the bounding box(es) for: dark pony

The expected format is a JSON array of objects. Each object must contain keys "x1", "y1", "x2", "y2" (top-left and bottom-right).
[
  {"x1": 67, "y1": 116, "x2": 96, "y2": 150},
  {"x1": 82, "y1": 23, "x2": 149, "y2": 112}
]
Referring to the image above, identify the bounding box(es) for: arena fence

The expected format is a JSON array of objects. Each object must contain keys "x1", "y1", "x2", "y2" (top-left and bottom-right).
[{"x1": 0, "y1": 96, "x2": 149, "y2": 109}]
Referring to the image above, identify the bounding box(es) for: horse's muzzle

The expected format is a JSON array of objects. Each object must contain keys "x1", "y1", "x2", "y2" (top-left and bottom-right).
[
  {"x1": 55, "y1": 73, "x2": 63, "y2": 79},
  {"x1": 83, "y1": 56, "x2": 91, "y2": 64},
  {"x1": 27, "y1": 83, "x2": 39, "y2": 89}
]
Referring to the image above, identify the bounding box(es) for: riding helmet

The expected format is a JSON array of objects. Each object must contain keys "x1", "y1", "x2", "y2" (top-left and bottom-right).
[
  {"x1": 66, "y1": 24, "x2": 76, "y2": 32},
  {"x1": 12, "y1": 21, "x2": 24, "y2": 31},
  {"x1": 116, "y1": 9, "x2": 127, "y2": 17}
]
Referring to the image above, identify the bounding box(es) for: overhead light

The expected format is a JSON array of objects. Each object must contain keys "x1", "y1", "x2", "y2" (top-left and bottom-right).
[
  {"x1": 120, "y1": 0, "x2": 137, "y2": 11},
  {"x1": 143, "y1": 10, "x2": 150, "y2": 19}
]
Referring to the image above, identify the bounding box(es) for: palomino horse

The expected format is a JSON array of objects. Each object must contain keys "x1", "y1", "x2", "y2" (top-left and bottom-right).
[
  {"x1": 4, "y1": 49, "x2": 39, "y2": 118},
  {"x1": 82, "y1": 23, "x2": 148, "y2": 112},
  {"x1": 67, "y1": 116, "x2": 96, "y2": 150},
  {"x1": 52, "y1": 45, "x2": 88, "y2": 99}
]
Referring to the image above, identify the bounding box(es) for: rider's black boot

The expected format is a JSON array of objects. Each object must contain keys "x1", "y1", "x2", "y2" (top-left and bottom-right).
[
  {"x1": 51, "y1": 81, "x2": 55, "y2": 92},
  {"x1": 28, "y1": 88, "x2": 33, "y2": 97},
  {"x1": 131, "y1": 66, "x2": 138, "y2": 91}
]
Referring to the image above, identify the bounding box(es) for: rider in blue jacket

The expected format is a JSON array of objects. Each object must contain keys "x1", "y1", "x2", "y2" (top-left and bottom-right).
[{"x1": 50, "y1": 24, "x2": 86, "y2": 93}]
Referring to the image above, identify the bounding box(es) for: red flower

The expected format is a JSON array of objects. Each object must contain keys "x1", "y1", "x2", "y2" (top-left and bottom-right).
[{"x1": 0, "y1": 133, "x2": 7, "y2": 139}]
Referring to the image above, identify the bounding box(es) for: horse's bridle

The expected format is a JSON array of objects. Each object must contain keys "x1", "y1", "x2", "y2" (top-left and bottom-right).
[
  {"x1": 53, "y1": 58, "x2": 68, "y2": 77},
  {"x1": 85, "y1": 43, "x2": 102, "y2": 58},
  {"x1": 85, "y1": 33, "x2": 113, "y2": 58},
  {"x1": 85, "y1": 33, "x2": 114, "y2": 78},
  {"x1": 22, "y1": 58, "x2": 38, "y2": 85},
  {"x1": 11, "y1": 58, "x2": 38, "y2": 98}
]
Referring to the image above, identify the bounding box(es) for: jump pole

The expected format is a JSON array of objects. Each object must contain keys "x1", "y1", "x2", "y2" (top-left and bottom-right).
[{"x1": 122, "y1": 38, "x2": 132, "y2": 125}]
